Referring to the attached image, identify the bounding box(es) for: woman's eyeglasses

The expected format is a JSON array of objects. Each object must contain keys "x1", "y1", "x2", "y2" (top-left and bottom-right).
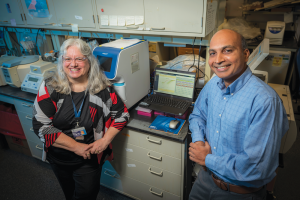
[{"x1": 62, "y1": 56, "x2": 87, "y2": 63}]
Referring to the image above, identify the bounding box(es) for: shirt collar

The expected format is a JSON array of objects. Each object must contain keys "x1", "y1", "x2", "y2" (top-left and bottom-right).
[{"x1": 217, "y1": 67, "x2": 252, "y2": 95}]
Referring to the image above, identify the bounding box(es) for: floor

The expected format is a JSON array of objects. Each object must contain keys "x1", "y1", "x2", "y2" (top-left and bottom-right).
[
  {"x1": 0, "y1": 100, "x2": 300, "y2": 200},
  {"x1": 0, "y1": 147, "x2": 133, "y2": 200}
]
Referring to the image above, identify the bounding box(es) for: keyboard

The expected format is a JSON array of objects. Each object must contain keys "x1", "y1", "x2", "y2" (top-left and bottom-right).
[{"x1": 145, "y1": 95, "x2": 190, "y2": 109}]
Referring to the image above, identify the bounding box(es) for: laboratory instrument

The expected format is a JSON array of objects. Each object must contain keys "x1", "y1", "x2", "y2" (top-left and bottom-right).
[
  {"x1": 21, "y1": 61, "x2": 57, "y2": 94},
  {"x1": 1, "y1": 55, "x2": 42, "y2": 88},
  {"x1": 264, "y1": 21, "x2": 285, "y2": 45},
  {"x1": 0, "y1": 56, "x2": 17, "y2": 86},
  {"x1": 93, "y1": 39, "x2": 150, "y2": 109}
]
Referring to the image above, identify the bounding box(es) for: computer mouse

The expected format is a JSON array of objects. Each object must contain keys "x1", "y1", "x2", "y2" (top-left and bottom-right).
[{"x1": 169, "y1": 120, "x2": 180, "y2": 129}]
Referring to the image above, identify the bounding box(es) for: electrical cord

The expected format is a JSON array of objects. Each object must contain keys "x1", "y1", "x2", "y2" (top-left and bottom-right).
[
  {"x1": 192, "y1": 37, "x2": 196, "y2": 68},
  {"x1": 36, "y1": 28, "x2": 40, "y2": 55},
  {"x1": 169, "y1": 60, "x2": 194, "y2": 70},
  {"x1": 197, "y1": 38, "x2": 205, "y2": 78}
]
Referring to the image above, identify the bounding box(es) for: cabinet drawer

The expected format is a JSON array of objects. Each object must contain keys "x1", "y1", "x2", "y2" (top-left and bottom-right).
[
  {"x1": 14, "y1": 98, "x2": 33, "y2": 114},
  {"x1": 101, "y1": 170, "x2": 180, "y2": 200},
  {"x1": 21, "y1": 121, "x2": 41, "y2": 144},
  {"x1": 115, "y1": 128, "x2": 182, "y2": 159},
  {"x1": 111, "y1": 153, "x2": 182, "y2": 196},
  {"x1": 27, "y1": 140, "x2": 44, "y2": 160},
  {"x1": 17, "y1": 111, "x2": 33, "y2": 126},
  {"x1": 112, "y1": 139, "x2": 181, "y2": 175}
]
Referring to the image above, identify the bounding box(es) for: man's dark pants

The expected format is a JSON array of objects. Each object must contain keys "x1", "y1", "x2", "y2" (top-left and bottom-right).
[{"x1": 189, "y1": 168, "x2": 266, "y2": 200}]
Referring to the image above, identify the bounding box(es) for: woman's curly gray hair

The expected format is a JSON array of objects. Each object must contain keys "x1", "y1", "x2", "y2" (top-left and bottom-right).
[{"x1": 49, "y1": 38, "x2": 111, "y2": 95}]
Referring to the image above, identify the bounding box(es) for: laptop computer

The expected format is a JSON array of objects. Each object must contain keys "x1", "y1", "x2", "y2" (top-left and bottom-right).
[{"x1": 139, "y1": 68, "x2": 196, "y2": 116}]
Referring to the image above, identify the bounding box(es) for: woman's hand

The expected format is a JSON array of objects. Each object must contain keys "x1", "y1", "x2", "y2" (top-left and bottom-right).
[
  {"x1": 86, "y1": 138, "x2": 110, "y2": 155},
  {"x1": 73, "y1": 142, "x2": 92, "y2": 159}
]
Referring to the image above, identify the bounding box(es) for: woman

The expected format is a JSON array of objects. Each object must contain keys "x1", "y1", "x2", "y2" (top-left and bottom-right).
[{"x1": 32, "y1": 38, "x2": 129, "y2": 200}]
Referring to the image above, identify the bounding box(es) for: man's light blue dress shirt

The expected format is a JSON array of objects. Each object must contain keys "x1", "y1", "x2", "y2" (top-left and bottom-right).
[{"x1": 189, "y1": 67, "x2": 289, "y2": 188}]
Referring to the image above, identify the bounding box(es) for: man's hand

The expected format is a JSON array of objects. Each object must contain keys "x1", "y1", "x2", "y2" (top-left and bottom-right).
[
  {"x1": 189, "y1": 141, "x2": 211, "y2": 169},
  {"x1": 73, "y1": 142, "x2": 92, "y2": 159},
  {"x1": 86, "y1": 138, "x2": 110, "y2": 155}
]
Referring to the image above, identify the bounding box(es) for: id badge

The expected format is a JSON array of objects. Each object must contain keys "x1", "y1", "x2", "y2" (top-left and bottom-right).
[{"x1": 71, "y1": 127, "x2": 87, "y2": 140}]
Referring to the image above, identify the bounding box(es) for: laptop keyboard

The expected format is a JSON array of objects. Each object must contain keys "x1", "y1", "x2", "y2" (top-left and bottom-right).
[{"x1": 146, "y1": 95, "x2": 190, "y2": 109}]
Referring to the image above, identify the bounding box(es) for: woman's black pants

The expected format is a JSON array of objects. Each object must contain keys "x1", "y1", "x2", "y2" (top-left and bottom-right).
[{"x1": 49, "y1": 160, "x2": 103, "y2": 200}]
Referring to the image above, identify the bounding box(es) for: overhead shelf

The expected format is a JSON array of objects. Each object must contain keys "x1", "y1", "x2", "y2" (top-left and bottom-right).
[{"x1": 243, "y1": 11, "x2": 300, "y2": 15}]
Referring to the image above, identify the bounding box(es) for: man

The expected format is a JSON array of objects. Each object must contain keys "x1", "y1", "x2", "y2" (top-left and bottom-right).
[{"x1": 188, "y1": 29, "x2": 289, "y2": 200}]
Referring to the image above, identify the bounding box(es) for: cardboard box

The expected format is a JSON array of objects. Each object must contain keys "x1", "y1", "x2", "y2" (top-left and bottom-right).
[
  {"x1": 4, "y1": 135, "x2": 31, "y2": 156},
  {"x1": 149, "y1": 42, "x2": 170, "y2": 62}
]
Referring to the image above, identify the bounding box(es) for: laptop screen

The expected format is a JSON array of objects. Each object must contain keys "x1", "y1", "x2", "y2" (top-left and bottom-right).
[{"x1": 154, "y1": 68, "x2": 196, "y2": 99}]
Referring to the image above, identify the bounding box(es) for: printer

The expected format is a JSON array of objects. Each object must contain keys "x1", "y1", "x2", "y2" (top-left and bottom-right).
[
  {"x1": 0, "y1": 56, "x2": 17, "y2": 86},
  {"x1": 1, "y1": 55, "x2": 42, "y2": 88},
  {"x1": 93, "y1": 39, "x2": 150, "y2": 109}
]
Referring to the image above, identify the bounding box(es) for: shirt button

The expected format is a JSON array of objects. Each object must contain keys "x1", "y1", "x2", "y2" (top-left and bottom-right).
[
  {"x1": 224, "y1": 97, "x2": 226, "y2": 100},
  {"x1": 219, "y1": 114, "x2": 221, "y2": 117},
  {"x1": 216, "y1": 131, "x2": 219, "y2": 133},
  {"x1": 231, "y1": 93, "x2": 234, "y2": 96},
  {"x1": 214, "y1": 147, "x2": 216, "y2": 149}
]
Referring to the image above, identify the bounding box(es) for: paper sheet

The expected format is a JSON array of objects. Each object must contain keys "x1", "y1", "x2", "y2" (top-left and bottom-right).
[
  {"x1": 10, "y1": 19, "x2": 16, "y2": 26},
  {"x1": 75, "y1": 15, "x2": 83, "y2": 20},
  {"x1": 126, "y1": 16, "x2": 135, "y2": 25},
  {"x1": 109, "y1": 15, "x2": 118, "y2": 26},
  {"x1": 72, "y1": 24, "x2": 78, "y2": 32},
  {"x1": 100, "y1": 39, "x2": 141, "y2": 49},
  {"x1": 205, "y1": 1, "x2": 218, "y2": 35},
  {"x1": 135, "y1": 16, "x2": 144, "y2": 25},
  {"x1": 284, "y1": 12, "x2": 293, "y2": 23},
  {"x1": 118, "y1": 16, "x2": 126, "y2": 26},
  {"x1": 100, "y1": 15, "x2": 108, "y2": 26}
]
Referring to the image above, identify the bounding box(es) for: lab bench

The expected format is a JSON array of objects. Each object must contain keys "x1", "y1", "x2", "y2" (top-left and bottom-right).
[{"x1": 0, "y1": 85, "x2": 192, "y2": 200}]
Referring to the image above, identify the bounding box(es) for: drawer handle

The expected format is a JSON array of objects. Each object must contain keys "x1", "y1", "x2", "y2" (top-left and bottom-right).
[
  {"x1": 22, "y1": 103, "x2": 32, "y2": 107},
  {"x1": 104, "y1": 170, "x2": 117, "y2": 178},
  {"x1": 26, "y1": 115, "x2": 32, "y2": 120},
  {"x1": 148, "y1": 167, "x2": 163, "y2": 176},
  {"x1": 146, "y1": 136, "x2": 162, "y2": 145},
  {"x1": 30, "y1": 127, "x2": 34, "y2": 132},
  {"x1": 149, "y1": 188, "x2": 163, "y2": 197},
  {"x1": 147, "y1": 152, "x2": 162, "y2": 161},
  {"x1": 35, "y1": 145, "x2": 43, "y2": 151},
  {"x1": 151, "y1": 27, "x2": 165, "y2": 30}
]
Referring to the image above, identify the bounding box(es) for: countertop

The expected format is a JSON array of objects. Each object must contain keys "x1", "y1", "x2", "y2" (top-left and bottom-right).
[
  {"x1": 0, "y1": 85, "x2": 189, "y2": 143},
  {"x1": 0, "y1": 85, "x2": 36, "y2": 102}
]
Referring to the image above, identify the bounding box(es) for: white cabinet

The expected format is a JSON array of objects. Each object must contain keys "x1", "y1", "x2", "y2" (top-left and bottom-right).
[
  {"x1": 95, "y1": 0, "x2": 144, "y2": 30},
  {"x1": 52, "y1": 0, "x2": 97, "y2": 29},
  {"x1": 144, "y1": 0, "x2": 204, "y2": 34},
  {"x1": 19, "y1": 0, "x2": 57, "y2": 26},
  {"x1": 0, "y1": 0, "x2": 25, "y2": 25}
]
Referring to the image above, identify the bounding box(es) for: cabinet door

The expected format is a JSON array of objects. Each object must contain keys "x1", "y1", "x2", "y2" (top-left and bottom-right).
[
  {"x1": 19, "y1": 0, "x2": 57, "y2": 26},
  {"x1": 144, "y1": 0, "x2": 204, "y2": 34},
  {"x1": 0, "y1": 0, "x2": 25, "y2": 25},
  {"x1": 95, "y1": 0, "x2": 144, "y2": 30},
  {"x1": 52, "y1": 0, "x2": 96, "y2": 29}
]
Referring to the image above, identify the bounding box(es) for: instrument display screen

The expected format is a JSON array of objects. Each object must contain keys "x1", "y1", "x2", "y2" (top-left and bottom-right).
[{"x1": 28, "y1": 77, "x2": 39, "y2": 82}]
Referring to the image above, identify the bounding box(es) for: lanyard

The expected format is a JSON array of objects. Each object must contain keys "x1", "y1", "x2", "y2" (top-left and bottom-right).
[{"x1": 70, "y1": 90, "x2": 87, "y2": 119}]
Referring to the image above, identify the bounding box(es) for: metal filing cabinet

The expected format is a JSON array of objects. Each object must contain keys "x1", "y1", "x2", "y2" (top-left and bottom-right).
[
  {"x1": 100, "y1": 127, "x2": 185, "y2": 200},
  {"x1": 13, "y1": 98, "x2": 44, "y2": 160}
]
